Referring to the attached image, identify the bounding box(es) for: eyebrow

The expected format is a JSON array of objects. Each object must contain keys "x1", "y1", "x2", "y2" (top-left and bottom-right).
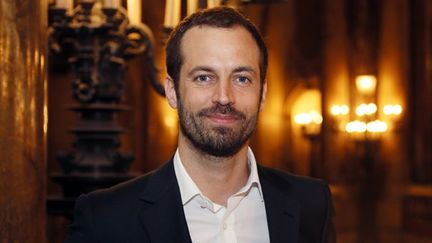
[
  {"x1": 187, "y1": 66, "x2": 257, "y2": 76},
  {"x1": 187, "y1": 66, "x2": 215, "y2": 77},
  {"x1": 232, "y1": 66, "x2": 257, "y2": 74}
]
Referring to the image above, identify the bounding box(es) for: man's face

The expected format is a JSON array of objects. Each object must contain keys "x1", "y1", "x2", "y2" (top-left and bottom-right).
[{"x1": 166, "y1": 25, "x2": 266, "y2": 157}]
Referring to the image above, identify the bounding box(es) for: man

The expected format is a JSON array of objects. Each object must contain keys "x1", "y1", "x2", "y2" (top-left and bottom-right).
[{"x1": 65, "y1": 7, "x2": 335, "y2": 243}]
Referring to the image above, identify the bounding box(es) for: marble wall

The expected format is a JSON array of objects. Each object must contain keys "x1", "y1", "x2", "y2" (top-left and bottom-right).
[{"x1": 0, "y1": 0, "x2": 48, "y2": 242}]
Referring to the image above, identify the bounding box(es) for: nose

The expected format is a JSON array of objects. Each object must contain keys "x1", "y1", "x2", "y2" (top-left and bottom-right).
[{"x1": 212, "y1": 80, "x2": 234, "y2": 106}]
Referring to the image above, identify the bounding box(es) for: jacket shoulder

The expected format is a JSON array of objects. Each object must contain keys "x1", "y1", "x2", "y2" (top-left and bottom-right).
[
  {"x1": 87, "y1": 171, "x2": 154, "y2": 202},
  {"x1": 65, "y1": 164, "x2": 172, "y2": 243},
  {"x1": 259, "y1": 165, "x2": 331, "y2": 224},
  {"x1": 259, "y1": 165, "x2": 329, "y2": 193},
  {"x1": 259, "y1": 165, "x2": 335, "y2": 243}
]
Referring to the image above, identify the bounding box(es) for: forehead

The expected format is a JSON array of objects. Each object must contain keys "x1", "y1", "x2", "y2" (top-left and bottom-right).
[{"x1": 179, "y1": 25, "x2": 260, "y2": 69}]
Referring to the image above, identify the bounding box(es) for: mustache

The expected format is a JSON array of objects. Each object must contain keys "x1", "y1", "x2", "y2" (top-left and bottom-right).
[{"x1": 198, "y1": 103, "x2": 246, "y2": 120}]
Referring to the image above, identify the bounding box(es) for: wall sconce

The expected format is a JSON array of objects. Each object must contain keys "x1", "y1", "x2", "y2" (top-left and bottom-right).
[
  {"x1": 330, "y1": 75, "x2": 403, "y2": 139},
  {"x1": 294, "y1": 111, "x2": 323, "y2": 139},
  {"x1": 291, "y1": 88, "x2": 322, "y2": 177},
  {"x1": 292, "y1": 89, "x2": 323, "y2": 139}
]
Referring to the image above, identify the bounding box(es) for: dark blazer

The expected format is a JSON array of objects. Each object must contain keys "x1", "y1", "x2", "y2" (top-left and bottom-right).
[{"x1": 64, "y1": 160, "x2": 336, "y2": 243}]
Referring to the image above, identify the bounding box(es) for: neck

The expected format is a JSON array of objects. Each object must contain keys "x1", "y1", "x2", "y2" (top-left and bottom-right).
[{"x1": 178, "y1": 134, "x2": 250, "y2": 206}]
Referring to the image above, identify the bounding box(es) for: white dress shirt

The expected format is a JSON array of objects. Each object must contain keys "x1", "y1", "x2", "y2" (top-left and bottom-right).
[{"x1": 173, "y1": 147, "x2": 270, "y2": 243}]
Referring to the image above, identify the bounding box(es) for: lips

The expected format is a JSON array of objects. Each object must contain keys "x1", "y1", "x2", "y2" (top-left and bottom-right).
[
  {"x1": 197, "y1": 103, "x2": 246, "y2": 126},
  {"x1": 205, "y1": 113, "x2": 239, "y2": 124}
]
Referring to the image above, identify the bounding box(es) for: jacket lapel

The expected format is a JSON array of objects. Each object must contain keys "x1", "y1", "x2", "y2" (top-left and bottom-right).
[
  {"x1": 259, "y1": 166, "x2": 300, "y2": 243},
  {"x1": 137, "y1": 161, "x2": 192, "y2": 243},
  {"x1": 135, "y1": 161, "x2": 300, "y2": 243}
]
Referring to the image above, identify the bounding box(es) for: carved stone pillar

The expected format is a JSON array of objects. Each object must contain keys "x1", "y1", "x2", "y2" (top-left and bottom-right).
[{"x1": 0, "y1": 0, "x2": 48, "y2": 242}]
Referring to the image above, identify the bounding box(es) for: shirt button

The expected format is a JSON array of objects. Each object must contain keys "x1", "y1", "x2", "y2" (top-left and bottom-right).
[
  {"x1": 199, "y1": 201, "x2": 207, "y2": 209},
  {"x1": 223, "y1": 223, "x2": 227, "y2": 230}
]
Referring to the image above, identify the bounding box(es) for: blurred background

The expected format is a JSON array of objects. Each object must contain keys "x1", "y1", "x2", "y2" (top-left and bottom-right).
[{"x1": 0, "y1": 0, "x2": 431, "y2": 242}]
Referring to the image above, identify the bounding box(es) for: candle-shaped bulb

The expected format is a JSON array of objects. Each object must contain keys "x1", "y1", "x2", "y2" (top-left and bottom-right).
[
  {"x1": 56, "y1": 0, "x2": 74, "y2": 12},
  {"x1": 127, "y1": 0, "x2": 142, "y2": 25},
  {"x1": 164, "y1": 0, "x2": 181, "y2": 28},
  {"x1": 187, "y1": 0, "x2": 198, "y2": 16},
  {"x1": 207, "y1": 0, "x2": 222, "y2": 8},
  {"x1": 104, "y1": 0, "x2": 120, "y2": 8}
]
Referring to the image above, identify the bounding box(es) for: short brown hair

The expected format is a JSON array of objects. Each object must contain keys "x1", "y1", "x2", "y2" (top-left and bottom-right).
[{"x1": 165, "y1": 7, "x2": 268, "y2": 90}]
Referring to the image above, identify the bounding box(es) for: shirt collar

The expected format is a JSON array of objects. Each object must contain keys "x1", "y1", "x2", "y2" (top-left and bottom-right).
[
  {"x1": 173, "y1": 149, "x2": 202, "y2": 205},
  {"x1": 173, "y1": 147, "x2": 264, "y2": 206},
  {"x1": 238, "y1": 147, "x2": 263, "y2": 199}
]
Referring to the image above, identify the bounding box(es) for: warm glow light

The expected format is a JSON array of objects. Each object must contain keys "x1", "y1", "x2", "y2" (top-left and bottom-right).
[
  {"x1": 92, "y1": 2, "x2": 104, "y2": 24},
  {"x1": 330, "y1": 105, "x2": 349, "y2": 116},
  {"x1": 160, "y1": 102, "x2": 179, "y2": 137},
  {"x1": 127, "y1": 0, "x2": 142, "y2": 25},
  {"x1": 56, "y1": 0, "x2": 73, "y2": 12},
  {"x1": 294, "y1": 113, "x2": 312, "y2": 125},
  {"x1": 294, "y1": 111, "x2": 322, "y2": 136},
  {"x1": 383, "y1": 104, "x2": 402, "y2": 116},
  {"x1": 310, "y1": 111, "x2": 323, "y2": 124},
  {"x1": 207, "y1": 0, "x2": 223, "y2": 8},
  {"x1": 294, "y1": 111, "x2": 322, "y2": 125},
  {"x1": 164, "y1": 114, "x2": 177, "y2": 128},
  {"x1": 345, "y1": 120, "x2": 388, "y2": 133},
  {"x1": 394, "y1": 105, "x2": 402, "y2": 115},
  {"x1": 104, "y1": 0, "x2": 121, "y2": 8},
  {"x1": 345, "y1": 120, "x2": 367, "y2": 133},
  {"x1": 356, "y1": 75, "x2": 377, "y2": 95},
  {"x1": 164, "y1": 0, "x2": 181, "y2": 28},
  {"x1": 187, "y1": 0, "x2": 198, "y2": 15},
  {"x1": 356, "y1": 104, "x2": 367, "y2": 116},
  {"x1": 355, "y1": 103, "x2": 377, "y2": 116},
  {"x1": 367, "y1": 120, "x2": 388, "y2": 133},
  {"x1": 43, "y1": 101, "x2": 48, "y2": 134},
  {"x1": 368, "y1": 103, "x2": 377, "y2": 114},
  {"x1": 291, "y1": 89, "x2": 322, "y2": 126}
]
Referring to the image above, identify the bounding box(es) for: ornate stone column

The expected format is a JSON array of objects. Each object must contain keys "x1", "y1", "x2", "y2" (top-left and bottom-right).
[{"x1": 0, "y1": 0, "x2": 48, "y2": 242}]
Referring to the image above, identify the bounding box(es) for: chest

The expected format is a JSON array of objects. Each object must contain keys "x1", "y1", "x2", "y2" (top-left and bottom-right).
[{"x1": 183, "y1": 189, "x2": 270, "y2": 243}]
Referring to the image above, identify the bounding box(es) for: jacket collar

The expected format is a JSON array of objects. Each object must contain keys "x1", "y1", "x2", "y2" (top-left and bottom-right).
[
  {"x1": 138, "y1": 160, "x2": 192, "y2": 243},
  {"x1": 258, "y1": 164, "x2": 300, "y2": 243},
  {"x1": 136, "y1": 160, "x2": 300, "y2": 243}
]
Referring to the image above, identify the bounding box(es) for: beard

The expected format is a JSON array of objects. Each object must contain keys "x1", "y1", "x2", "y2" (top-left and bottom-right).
[{"x1": 178, "y1": 100, "x2": 259, "y2": 158}]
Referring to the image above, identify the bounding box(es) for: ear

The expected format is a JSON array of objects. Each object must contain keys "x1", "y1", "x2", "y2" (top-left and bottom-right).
[
  {"x1": 165, "y1": 76, "x2": 178, "y2": 109},
  {"x1": 259, "y1": 80, "x2": 267, "y2": 111}
]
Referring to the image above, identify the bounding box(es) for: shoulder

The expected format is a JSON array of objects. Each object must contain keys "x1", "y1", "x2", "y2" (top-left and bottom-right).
[
  {"x1": 258, "y1": 165, "x2": 330, "y2": 195},
  {"x1": 77, "y1": 161, "x2": 175, "y2": 217},
  {"x1": 85, "y1": 172, "x2": 152, "y2": 204},
  {"x1": 73, "y1": 171, "x2": 155, "y2": 224},
  {"x1": 65, "y1": 161, "x2": 177, "y2": 242},
  {"x1": 258, "y1": 165, "x2": 332, "y2": 214},
  {"x1": 259, "y1": 165, "x2": 335, "y2": 241}
]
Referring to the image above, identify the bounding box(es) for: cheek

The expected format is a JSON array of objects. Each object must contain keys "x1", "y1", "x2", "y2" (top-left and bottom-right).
[
  {"x1": 179, "y1": 89, "x2": 211, "y2": 111},
  {"x1": 236, "y1": 89, "x2": 262, "y2": 107}
]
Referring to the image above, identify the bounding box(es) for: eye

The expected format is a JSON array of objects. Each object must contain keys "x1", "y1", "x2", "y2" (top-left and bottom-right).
[
  {"x1": 194, "y1": 75, "x2": 211, "y2": 83},
  {"x1": 235, "y1": 76, "x2": 252, "y2": 85}
]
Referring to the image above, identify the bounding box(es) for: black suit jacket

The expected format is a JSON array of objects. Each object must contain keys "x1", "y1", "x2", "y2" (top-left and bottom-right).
[{"x1": 64, "y1": 160, "x2": 336, "y2": 243}]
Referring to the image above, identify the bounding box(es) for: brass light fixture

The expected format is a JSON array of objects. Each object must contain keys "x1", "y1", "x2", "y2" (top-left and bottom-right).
[{"x1": 330, "y1": 75, "x2": 402, "y2": 139}]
